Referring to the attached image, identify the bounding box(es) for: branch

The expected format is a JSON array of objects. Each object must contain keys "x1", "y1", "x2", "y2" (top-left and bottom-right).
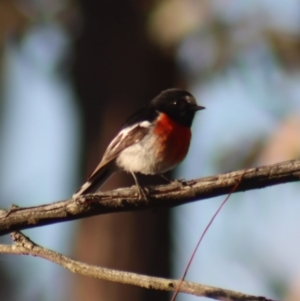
[
  {"x1": 0, "y1": 231, "x2": 277, "y2": 301},
  {"x1": 0, "y1": 159, "x2": 300, "y2": 235}
]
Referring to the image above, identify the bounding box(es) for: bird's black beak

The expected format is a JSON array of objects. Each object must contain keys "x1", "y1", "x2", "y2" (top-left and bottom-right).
[{"x1": 193, "y1": 105, "x2": 205, "y2": 111}]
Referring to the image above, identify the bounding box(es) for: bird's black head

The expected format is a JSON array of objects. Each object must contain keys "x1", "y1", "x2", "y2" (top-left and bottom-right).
[{"x1": 150, "y1": 89, "x2": 205, "y2": 127}]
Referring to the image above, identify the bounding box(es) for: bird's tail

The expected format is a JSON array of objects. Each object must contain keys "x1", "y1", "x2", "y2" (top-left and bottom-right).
[{"x1": 73, "y1": 167, "x2": 115, "y2": 198}]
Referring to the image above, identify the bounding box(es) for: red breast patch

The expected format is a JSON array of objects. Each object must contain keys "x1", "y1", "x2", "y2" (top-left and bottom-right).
[{"x1": 153, "y1": 113, "x2": 191, "y2": 166}]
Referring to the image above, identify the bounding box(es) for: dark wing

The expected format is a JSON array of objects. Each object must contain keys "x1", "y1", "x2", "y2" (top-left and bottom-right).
[
  {"x1": 73, "y1": 122, "x2": 152, "y2": 198},
  {"x1": 73, "y1": 106, "x2": 158, "y2": 198}
]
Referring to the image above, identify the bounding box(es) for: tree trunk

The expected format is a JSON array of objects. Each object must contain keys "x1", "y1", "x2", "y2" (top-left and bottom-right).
[{"x1": 72, "y1": 1, "x2": 176, "y2": 300}]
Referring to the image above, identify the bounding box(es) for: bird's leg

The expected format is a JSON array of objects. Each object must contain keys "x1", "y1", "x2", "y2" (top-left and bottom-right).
[
  {"x1": 159, "y1": 174, "x2": 172, "y2": 183},
  {"x1": 131, "y1": 172, "x2": 149, "y2": 201}
]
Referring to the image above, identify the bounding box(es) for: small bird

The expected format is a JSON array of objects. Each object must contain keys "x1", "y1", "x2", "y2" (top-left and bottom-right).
[{"x1": 73, "y1": 88, "x2": 205, "y2": 198}]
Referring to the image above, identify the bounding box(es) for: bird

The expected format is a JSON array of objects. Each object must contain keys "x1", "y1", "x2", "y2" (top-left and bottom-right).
[{"x1": 73, "y1": 88, "x2": 205, "y2": 199}]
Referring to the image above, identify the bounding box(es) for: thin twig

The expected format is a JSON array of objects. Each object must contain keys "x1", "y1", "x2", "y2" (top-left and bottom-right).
[{"x1": 0, "y1": 232, "x2": 278, "y2": 301}]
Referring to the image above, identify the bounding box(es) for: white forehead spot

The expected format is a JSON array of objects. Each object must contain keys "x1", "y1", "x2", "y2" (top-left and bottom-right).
[
  {"x1": 139, "y1": 121, "x2": 151, "y2": 128},
  {"x1": 184, "y1": 95, "x2": 194, "y2": 103}
]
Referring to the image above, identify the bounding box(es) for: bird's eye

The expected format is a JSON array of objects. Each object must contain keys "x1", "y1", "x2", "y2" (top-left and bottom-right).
[{"x1": 173, "y1": 100, "x2": 178, "y2": 106}]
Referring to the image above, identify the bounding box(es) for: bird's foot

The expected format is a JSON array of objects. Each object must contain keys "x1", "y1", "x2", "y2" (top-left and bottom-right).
[
  {"x1": 135, "y1": 185, "x2": 150, "y2": 201},
  {"x1": 160, "y1": 174, "x2": 188, "y2": 187}
]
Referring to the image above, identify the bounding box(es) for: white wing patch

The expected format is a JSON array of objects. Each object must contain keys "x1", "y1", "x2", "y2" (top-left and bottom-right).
[{"x1": 139, "y1": 121, "x2": 151, "y2": 128}]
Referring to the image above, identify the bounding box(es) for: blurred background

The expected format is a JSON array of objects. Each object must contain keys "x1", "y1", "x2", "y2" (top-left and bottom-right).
[{"x1": 0, "y1": 0, "x2": 300, "y2": 300}]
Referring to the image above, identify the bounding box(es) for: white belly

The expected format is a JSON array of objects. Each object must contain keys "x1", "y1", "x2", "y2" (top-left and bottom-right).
[{"x1": 115, "y1": 133, "x2": 173, "y2": 175}]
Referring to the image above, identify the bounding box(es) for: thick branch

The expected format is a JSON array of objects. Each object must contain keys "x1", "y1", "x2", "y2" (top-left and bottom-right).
[
  {"x1": 0, "y1": 232, "x2": 276, "y2": 301},
  {"x1": 0, "y1": 159, "x2": 299, "y2": 235}
]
